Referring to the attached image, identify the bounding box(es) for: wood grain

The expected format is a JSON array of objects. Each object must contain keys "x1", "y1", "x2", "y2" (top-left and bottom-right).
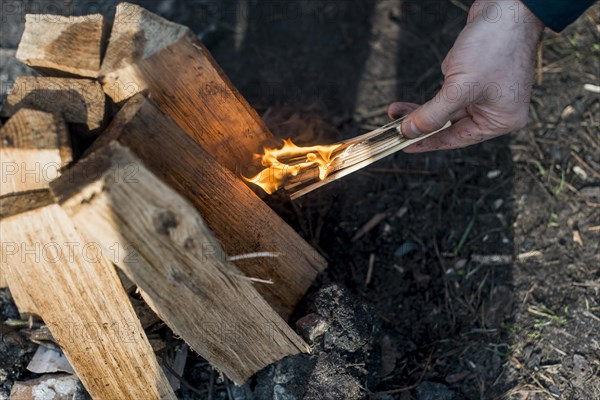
[
  {"x1": 0, "y1": 111, "x2": 173, "y2": 398},
  {"x1": 99, "y1": 2, "x2": 274, "y2": 172},
  {"x1": 84, "y1": 95, "x2": 327, "y2": 319},
  {"x1": 0, "y1": 108, "x2": 71, "y2": 196},
  {"x1": 0, "y1": 109, "x2": 71, "y2": 307},
  {"x1": 52, "y1": 142, "x2": 310, "y2": 384},
  {"x1": 16, "y1": 14, "x2": 106, "y2": 78},
  {"x1": 0, "y1": 203, "x2": 176, "y2": 399},
  {"x1": 1, "y1": 77, "x2": 106, "y2": 131}
]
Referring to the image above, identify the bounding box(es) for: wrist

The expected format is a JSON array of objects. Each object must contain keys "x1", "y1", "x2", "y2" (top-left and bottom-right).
[{"x1": 469, "y1": 1, "x2": 545, "y2": 39}]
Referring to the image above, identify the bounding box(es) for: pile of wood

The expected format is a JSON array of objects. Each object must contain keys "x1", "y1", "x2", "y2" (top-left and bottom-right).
[{"x1": 1, "y1": 4, "x2": 326, "y2": 398}]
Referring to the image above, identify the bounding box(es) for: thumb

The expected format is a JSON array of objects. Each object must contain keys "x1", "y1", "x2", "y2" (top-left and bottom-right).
[{"x1": 401, "y1": 83, "x2": 470, "y2": 138}]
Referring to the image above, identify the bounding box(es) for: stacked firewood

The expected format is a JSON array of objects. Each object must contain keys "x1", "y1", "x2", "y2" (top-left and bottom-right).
[{"x1": 0, "y1": 4, "x2": 326, "y2": 398}]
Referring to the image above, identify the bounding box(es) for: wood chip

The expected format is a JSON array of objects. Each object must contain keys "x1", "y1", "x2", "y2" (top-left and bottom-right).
[
  {"x1": 471, "y1": 254, "x2": 513, "y2": 265},
  {"x1": 573, "y1": 229, "x2": 584, "y2": 247},
  {"x1": 352, "y1": 212, "x2": 389, "y2": 242},
  {"x1": 27, "y1": 346, "x2": 75, "y2": 375},
  {"x1": 517, "y1": 251, "x2": 543, "y2": 261},
  {"x1": 366, "y1": 253, "x2": 376, "y2": 286},
  {"x1": 583, "y1": 83, "x2": 600, "y2": 94}
]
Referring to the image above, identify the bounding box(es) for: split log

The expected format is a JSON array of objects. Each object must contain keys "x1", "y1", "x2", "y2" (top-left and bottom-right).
[
  {"x1": 86, "y1": 95, "x2": 327, "y2": 319},
  {"x1": 0, "y1": 108, "x2": 71, "y2": 311},
  {"x1": 1, "y1": 76, "x2": 106, "y2": 131},
  {"x1": 0, "y1": 110, "x2": 172, "y2": 398},
  {"x1": 99, "y1": 2, "x2": 274, "y2": 172},
  {"x1": 0, "y1": 197, "x2": 176, "y2": 399},
  {"x1": 52, "y1": 142, "x2": 310, "y2": 383},
  {"x1": 16, "y1": 14, "x2": 106, "y2": 78},
  {"x1": 0, "y1": 108, "x2": 71, "y2": 196}
]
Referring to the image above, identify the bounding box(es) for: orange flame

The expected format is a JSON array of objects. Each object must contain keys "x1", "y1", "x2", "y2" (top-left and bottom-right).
[{"x1": 245, "y1": 139, "x2": 342, "y2": 194}]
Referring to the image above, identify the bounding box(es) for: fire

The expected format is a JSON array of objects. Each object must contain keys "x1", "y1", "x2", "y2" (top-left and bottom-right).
[{"x1": 244, "y1": 139, "x2": 342, "y2": 194}]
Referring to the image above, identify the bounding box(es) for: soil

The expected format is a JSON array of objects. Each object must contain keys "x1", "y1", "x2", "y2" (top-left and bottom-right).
[{"x1": 1, "y1": 1, "x2": 598, "y2": 399}]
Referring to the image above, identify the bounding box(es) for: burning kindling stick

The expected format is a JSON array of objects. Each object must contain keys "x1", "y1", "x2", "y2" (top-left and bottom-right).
[{"x1": 245, "y1": 117, "x2": 451, "y2": 199}]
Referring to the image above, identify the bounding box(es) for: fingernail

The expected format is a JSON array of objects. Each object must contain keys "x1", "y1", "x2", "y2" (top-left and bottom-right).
[
  {"x1": 402, "y1": 120, "x2": 422, "y2": 138},
  {"x1": 388, "y1": 105, "x2": 402, "y2": 120}
]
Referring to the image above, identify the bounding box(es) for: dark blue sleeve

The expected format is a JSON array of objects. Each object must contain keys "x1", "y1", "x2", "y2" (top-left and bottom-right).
[{"x1": 520, "y1": 0, "x2": 597, "y2": 32}]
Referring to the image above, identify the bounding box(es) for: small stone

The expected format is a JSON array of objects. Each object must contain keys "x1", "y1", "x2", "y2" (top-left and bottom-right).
[
  {"x1": 274, "y1": 384, "x2": 296, "y2": 400},
  {"x1": 572, "y1": 354, "x2": 589, "y2": 380},
  {"x1": 526, "y1": 353, "x2": 541, "y2": 370},
  {"x1": 487, "y1": 170, "x2": 501, "y2": 179},
  {"x1": 10, "y1": 374, "x2": 86, "y2": 400},
  {"x1": 415, "y1": 381, "x2": 464, "y2": 400},
  {"x1": 548, "y1": 385, "x2": 560, "y2": 396},
  {"x1": 522, "y1": 344, "x2": 534, "y2": 360},
  {"x1": 395, "y1": 207, "x2": 408, "y2": 218},
  {"x1": 492, "y1": 198, "x2": 504, "y2": 210},
  {"x1": 379, "y1": 335, "x2": 396, "y2": 377},
  {"x1": 445, "y1": 370, "x2": 472, "y2": 384},
  {"x1": 572, "y1": 166, "x2": 588, "y2": 180},
  {"x1": 382, "y1": 223, "x2": 393, "y2": 235},
  {"x1": 560, "y1": 105, "x2": 576, "y2": 120},
  {"x1": 484, "y1": 285, "x2": 513, "y2": 329},
  {"x1": 394, "y1": 241, "x2": 419, "y2": 258},
  {"x1": 295, "y1": 313, "x2": 329, "y2": 343}
]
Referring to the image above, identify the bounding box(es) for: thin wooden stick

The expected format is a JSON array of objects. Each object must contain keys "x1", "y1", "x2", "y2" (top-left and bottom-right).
[{"x1": 288, "y1": 119, "x2": 451, "y2": 199}]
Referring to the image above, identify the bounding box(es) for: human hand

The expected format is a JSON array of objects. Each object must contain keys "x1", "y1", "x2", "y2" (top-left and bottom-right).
[{"x1": 388, "y1": 0, "x2": 544, "y2": 152}]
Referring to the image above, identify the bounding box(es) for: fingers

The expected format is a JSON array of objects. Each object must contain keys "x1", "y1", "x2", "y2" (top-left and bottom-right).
[
  {"x1": 401, "y1": 82, "x2": 473, "y2": 139},
  {"x1": 389, "y1": 101, "x2": 469, "y2": 124},
  {"x1": 403, "y1": 117, "x2": 503, "y2": 153},
  {"x1": 387, "y1": 102, "x2": 420, "y2": 119}
]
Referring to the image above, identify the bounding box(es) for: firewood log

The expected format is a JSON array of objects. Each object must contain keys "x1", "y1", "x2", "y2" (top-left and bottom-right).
[
  {"x1": 0, "y1": 195, "x2": 176, "y2": 399},
  {"x1": 16, "y1": 14, "x2": 106, "y2": 78},
  {"x1": 0, "y1": 109, "x2": 174, "y2": 399},
  {"x1": 1, "y1": 76, "x2": 106, "y2": 131},
  {"x1": 99, "y1": 2, "x2": 274, "y2": 172},
  {"x1": 0, "y1": 108, "x2": 71, "y2": 310},
  {"x1": 0, "y1": 108, "x2": 71, "y2": 197},
  {"x1": 85, "y1": 94, "x2": 327, "y2": 319},
  {"x1": 51, "y1": 142, "x2": 310, "y2": 384}
]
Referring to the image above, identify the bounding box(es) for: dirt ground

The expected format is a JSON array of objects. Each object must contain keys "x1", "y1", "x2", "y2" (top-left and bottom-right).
[{"x1": 1, "y1": 1, "x2": 599, "y2": 399}]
